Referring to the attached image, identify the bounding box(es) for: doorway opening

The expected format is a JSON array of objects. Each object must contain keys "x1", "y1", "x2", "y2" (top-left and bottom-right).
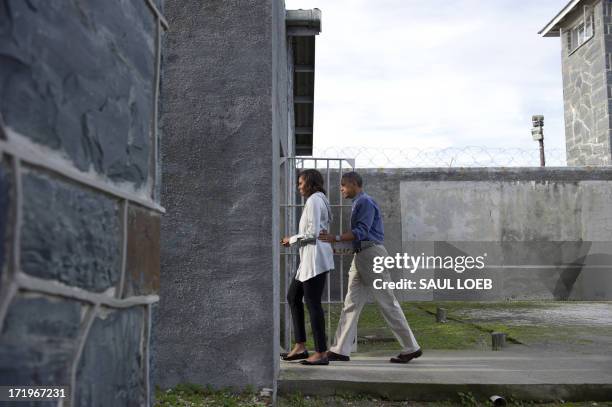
[{"x1": 279, "y1": 156, "x2": 355, "y2": 352}]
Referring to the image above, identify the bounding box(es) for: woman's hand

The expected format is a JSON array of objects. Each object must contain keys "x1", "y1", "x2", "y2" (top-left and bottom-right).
[{"x1": 281, "y1": 237, "x2": 291, "y2": 247}]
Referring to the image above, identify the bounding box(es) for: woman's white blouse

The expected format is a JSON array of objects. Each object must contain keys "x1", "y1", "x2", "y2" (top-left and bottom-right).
[{"x1": 292, "y1": 192, "x2": 335, "y2": 282}]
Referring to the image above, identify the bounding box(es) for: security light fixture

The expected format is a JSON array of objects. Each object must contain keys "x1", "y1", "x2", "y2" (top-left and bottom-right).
[{"x1": 532, "y1": 115, "x2": 545, "y2": 166}]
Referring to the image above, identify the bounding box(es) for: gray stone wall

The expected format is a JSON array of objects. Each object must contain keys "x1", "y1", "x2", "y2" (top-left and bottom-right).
[
  {"x1": 343, "y1": 168, "x2": 612, "y2": 301},
  {"x1": 601, "y1": 0, "x2": 612, "y2": 164},
  {"x1": 560, "y1": 0, "x2": 612, "y2": 165},
  {"x1": 0, "y1": 1, "x2": 165, "y2": 405},
  {"x1": 155, "y1": 0, "x2": 285, "y2": 397}
]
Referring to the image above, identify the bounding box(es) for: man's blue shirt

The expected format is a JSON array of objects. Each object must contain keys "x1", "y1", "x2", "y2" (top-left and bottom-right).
[{"x1": 351, "y1": 191, "x2": 384, "y2": 250}]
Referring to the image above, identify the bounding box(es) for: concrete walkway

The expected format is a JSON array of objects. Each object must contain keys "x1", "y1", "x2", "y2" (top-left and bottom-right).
[{"x1": 279, "y1": 350, "x2": 612, "y2": 402}]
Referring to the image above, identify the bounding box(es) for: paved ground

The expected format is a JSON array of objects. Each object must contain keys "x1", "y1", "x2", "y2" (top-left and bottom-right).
[
  {"x1": 279, "y1": 350, "x2": 612, "y2": 402},
  {"x1": 283, "y1": 302, "x2": 612, "y2": 402},
  {"x1": 454, "y1": 302, "x2": 612, "y2": 327}
]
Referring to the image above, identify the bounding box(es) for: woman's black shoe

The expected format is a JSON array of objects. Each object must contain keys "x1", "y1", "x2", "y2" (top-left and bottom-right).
[{"x1": 281, "y1": 351, "x2": 309, "y2": 361}]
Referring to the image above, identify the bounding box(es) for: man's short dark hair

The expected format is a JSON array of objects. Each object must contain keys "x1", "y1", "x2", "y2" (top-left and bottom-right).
[{"x1": 341, "y1": 171, "x2": 363, "y2": 187}]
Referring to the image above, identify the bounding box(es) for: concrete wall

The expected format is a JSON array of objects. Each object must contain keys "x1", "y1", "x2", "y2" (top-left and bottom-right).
[
  {"x1": 348, "y1": 168, "x2": 612, "y2": 301},
  {"x1": 560, "y1": 0, "x2": 612, "y2": 165},
  {"x1": 0, "y1": 1, "x2": 165, "y2": 405},
  {"x1": 155, "y1": 0, "x2": 287, "y2": 395}
]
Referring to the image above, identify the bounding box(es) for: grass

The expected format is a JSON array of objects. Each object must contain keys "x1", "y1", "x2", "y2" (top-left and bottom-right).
[
  {"x1": 415, "y1": 301, "x2": 612, "y2": 351},
  {"x1": 294, "y1": 302, "x2": 490, "y2": 352},
  {"x1": 154, "y1": 383, "x2": 269, "y2": 406},
  {"x1": 288, "y1": 301, "x2": 612, "y2": 353},
  {"x1": 155, "y1": 386, "x2": 612, "y2": 407}
]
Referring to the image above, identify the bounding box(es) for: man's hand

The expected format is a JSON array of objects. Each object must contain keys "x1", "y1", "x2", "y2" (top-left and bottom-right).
[
  {"x1": 318, "y1": 230, "x2": 336, "y2": 243},
  {"x1": 281, "y1": 237, "x2": 291, "y2": 247}
]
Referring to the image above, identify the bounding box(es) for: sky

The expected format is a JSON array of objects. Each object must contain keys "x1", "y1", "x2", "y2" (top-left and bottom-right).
[{"x1": 285, "y1": 0, "x2": 569, "y2": 158}]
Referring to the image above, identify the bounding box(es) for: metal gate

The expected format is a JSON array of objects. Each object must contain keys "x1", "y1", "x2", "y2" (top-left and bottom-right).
[{"x1": 280, "y1": 156, "x2": 356, "y2": 351}]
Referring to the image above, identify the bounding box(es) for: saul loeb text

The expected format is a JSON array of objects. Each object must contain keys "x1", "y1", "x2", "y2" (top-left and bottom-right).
[
  {"x1": 371, "y1": 253, "x2": 493, "y2": 291},
  {"x1": 373, "y1": 278, "x2": 493, "y2": 290}
]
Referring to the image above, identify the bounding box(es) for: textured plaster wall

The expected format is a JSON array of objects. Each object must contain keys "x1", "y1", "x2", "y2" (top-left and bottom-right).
[
  {"x1": 308, "y1": 168, "x2": 612, "y2": 302},
  {"x1": 155, "y1": 0, "x2": 285, "y2": 394},
  {"x1": 345, "y1": 168, "x2": 612, "y2": 301}
]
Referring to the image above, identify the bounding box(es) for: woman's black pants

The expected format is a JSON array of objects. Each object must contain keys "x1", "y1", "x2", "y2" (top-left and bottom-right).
[{"x1": 286, "y1": 271, "x2": 328, "y2": 353}]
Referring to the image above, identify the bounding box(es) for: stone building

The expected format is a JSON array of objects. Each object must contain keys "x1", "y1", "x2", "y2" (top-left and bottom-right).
[
  {"x1": 0, "y1": 0, "x2": 320, "y2": 403},
  {"x1": 0, "y1": 1, "x2": 165, "y2": 405},
  {"x1": 540, "y1": 0, "x2": 612, "y2": 165}
]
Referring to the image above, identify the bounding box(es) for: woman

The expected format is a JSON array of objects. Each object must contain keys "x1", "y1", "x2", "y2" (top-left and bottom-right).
[{"x1": 280, "y1": 169, "x2": 334, "y2": 365}]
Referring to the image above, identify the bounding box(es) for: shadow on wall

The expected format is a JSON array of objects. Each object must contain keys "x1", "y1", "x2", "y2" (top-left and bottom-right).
[
  {"x1": 321, "y1": 168, "x2": 612, "y2": 301},
  {"x1": 426, "y1": 241, "x2": 612, "y2": 301}
]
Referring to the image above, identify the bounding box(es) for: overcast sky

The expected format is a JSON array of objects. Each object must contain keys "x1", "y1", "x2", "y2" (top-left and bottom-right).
[{"x1": 286, "y1": 0, "x2": 568, "y2": 157}]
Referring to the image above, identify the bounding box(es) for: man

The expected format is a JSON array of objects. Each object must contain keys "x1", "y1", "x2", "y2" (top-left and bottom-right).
[{"x1": 319, "y1": 171, "x2": 422, "y2": 364}]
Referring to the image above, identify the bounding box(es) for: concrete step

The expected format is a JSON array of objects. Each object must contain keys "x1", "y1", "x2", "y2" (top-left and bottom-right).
[{"x1": 278, "y1": 350, "x2": 612, "y2": 402}]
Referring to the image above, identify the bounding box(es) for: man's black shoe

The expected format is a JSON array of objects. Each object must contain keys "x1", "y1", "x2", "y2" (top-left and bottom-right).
[
  {"x1": 281, "y1": 351, "x2": 309, "y2": 361},
  {"x1": 390, "y1": 348, "x2": 422, "y2": 364},
  {"x1": 326, "y1": 351, "x2": 350, "y2": 361},
  {"x1": 300, "y1": 357, "x2": 329, "y2": 366}
]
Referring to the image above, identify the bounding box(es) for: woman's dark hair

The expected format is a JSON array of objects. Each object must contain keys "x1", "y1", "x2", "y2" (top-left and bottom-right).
[{"x1": 298, "y1": 169, "x2": 326, "y2": 196}]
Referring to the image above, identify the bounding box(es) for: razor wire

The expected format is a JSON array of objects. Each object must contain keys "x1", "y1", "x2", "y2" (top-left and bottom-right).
[{"x1": 307, "y1": 146, "x2": 567, "y2": 168}]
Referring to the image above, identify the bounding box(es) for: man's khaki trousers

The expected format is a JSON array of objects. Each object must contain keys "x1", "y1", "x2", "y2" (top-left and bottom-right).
[{"x1": 329, "y1": 244, "x2": 420, "y2": 356}]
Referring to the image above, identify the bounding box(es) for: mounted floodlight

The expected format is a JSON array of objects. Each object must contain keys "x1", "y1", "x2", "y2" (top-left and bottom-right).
[{"x1": 531, "y1": 115, "x2": 545, "y2": 166}]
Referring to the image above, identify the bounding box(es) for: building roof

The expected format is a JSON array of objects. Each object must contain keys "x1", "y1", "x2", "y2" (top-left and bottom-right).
[
  {"x1": 539, "y1": 0, "x2": 584, "y2": 37},
  {"x1": 287, "y1": 9, "x2": 321, "y2": 156}
]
